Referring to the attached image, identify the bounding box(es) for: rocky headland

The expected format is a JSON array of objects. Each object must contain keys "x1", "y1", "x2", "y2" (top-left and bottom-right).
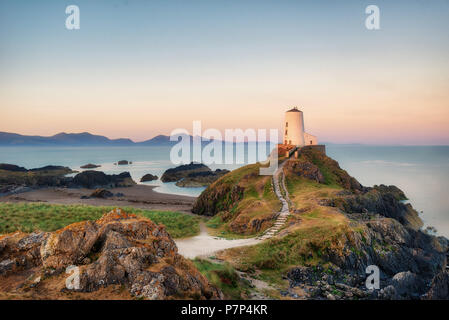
[
  {"x1": 0, "y1": 209, "x2": 221, "y2": 300},
  {"x1": 193, "y1": 148, "x2": 449, "y2": 299}
]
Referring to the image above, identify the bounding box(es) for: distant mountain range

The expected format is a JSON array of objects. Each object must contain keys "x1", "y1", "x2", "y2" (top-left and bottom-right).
[
  {"x1": 0, "y1": 131, "x2": 279, "y2": 146},
  {"x1": 0, "y1": 132, "x2": 177, "y2": 146}
]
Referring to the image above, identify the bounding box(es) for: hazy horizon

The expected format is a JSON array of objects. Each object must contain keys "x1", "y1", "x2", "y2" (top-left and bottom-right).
[
  {"x1": 1, "y1": 1, "x2": 448, "y2": 145},
  {"x1": 2, "y1": 129, "x2": 449, "y2": 146}
]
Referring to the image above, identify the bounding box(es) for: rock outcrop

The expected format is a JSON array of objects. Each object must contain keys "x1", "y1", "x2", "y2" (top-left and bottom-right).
[
  {"x1": 0, "y1": 164, "x2": 74, "y2": 191},
  {"x1": 0, "y1": 209, "x2": 221, "y2": 300},
  {"x1": 161, "y1": 162, "x2": 229, "y2": 188},
  {"x1": 284, "y1": 148, "x2": 363, "y2": 191},
  {"x1": 325, "y1": 185, "x2": 423, "y2": 230},
  {"x1": 140, "y1": 173, "x2": 158, "y2": 182},
  {"x1": 192, "y1": 184, "x2": 245, "y2": 216},
  {"x1": 286, "y1": 216, "x2": 448, "y2": 300},
  {"x1": 71, "y1": 171, "x2": 136, "y2": 189},
  {"x1": 283, "y1": 161, "x2": 325, "y2": 184},
  {"x1": 161, "y1": 162, "x2": 210, "y2": 182},
  {"x1": 284, "y1": 148, "x2": 422, "y2": 229}
]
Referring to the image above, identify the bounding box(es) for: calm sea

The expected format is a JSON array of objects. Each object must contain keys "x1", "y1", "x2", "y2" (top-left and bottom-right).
[{"x1": 0, "y1": 145, "x2": 448, "y2": 237}]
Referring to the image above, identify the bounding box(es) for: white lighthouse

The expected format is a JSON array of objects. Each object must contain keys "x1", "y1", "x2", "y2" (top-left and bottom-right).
[{"x1": 283, "y1": 107, "x2": 318, "y2": 147}]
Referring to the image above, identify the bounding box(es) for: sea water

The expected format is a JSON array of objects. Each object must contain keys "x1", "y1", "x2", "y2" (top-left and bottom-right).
[{"x1": 0, "y1": 145, "x2": 448, "y2": 237}]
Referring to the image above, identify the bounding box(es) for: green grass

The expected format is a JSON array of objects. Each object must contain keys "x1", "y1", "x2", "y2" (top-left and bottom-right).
[
  {"x1": 192, "y1": 258, "x2": 252, "y2": 299},
  {"x1": 0, "y1": 202, "x2": 200, "y2": 239}
]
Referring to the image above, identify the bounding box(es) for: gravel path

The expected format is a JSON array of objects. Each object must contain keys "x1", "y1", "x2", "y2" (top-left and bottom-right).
[{"x1": 176, "y1": 156, "x2": 292, "y2": 259}]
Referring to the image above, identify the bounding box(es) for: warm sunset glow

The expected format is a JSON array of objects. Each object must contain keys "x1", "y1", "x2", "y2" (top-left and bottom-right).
[{"x1": 1, "y1": 1, "x2": 448, "y2": 145}]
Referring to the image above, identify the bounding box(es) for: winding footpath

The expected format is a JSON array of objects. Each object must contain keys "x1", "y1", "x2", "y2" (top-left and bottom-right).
[
  {"x1": 257, "y1": 160, "x2": 290, "y2": 240},
  {"x1": 176, "y1": 158, "x2": 291, "y2": 259}
]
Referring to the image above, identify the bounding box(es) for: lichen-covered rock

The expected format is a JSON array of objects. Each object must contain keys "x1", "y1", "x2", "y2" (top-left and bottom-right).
[
  {"x1": 0, "y1": 208, "x2": 220, "y2": 300},
  {"x1": 40, "y1": 221, "x2": 98, "y2": 270},
  {"x1": 0, "y1": 232, "x2": 46, "y2": 275},
  {"x1": 0, "y1": 209, "x2": 221, "y2": 300}
]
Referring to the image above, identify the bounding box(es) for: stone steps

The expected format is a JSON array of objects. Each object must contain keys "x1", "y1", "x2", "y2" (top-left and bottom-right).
[{"x1": 257, "y1": 158, "x2": 293, "y2": 241}]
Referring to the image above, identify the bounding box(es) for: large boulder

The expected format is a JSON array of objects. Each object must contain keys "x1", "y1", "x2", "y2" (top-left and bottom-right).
[{"x1": 76, "y1": 209, "x2": 219, "y2": 299}]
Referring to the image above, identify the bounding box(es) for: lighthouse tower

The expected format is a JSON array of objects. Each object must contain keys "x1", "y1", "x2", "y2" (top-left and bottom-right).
[
  {"x1": 283, "y1": 107, "x2": 305, "y2": 146},
  {"x1": 283, "y1": 107, "x2": 318, "y2": 147}
]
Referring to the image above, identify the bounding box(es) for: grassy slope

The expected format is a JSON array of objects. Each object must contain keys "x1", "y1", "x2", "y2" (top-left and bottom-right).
[
  {"x1": 217, "y1": 156, "x2": 363, "y2": 292},
  {"x1": 0, "y1": 203, "x2": 200, "y2": 239},
  {"x1": 205, "y1": 163, "x2": 281, "y2": 238}
]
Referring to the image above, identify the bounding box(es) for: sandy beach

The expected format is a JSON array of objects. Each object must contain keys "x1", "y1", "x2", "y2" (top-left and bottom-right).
[{"x1": 0, "y1": 185, "x2": 196, "y2": 214}]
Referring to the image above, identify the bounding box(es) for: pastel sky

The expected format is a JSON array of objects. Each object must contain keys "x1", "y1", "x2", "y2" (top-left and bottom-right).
[{"x1": 0, "y1": 0, "x2": 448, "y2": 144}]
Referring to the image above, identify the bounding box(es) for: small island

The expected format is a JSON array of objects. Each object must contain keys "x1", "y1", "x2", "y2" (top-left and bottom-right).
[
  {"x1": 116, "y1": 160, "x2": 132, "y2": 165},
  {"x1": 140, "y1": 173, "x2": 158, "y2": 182},
  {"x1": 80, "y1": 163, "x2": 101, "y2": 169}
]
